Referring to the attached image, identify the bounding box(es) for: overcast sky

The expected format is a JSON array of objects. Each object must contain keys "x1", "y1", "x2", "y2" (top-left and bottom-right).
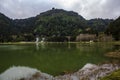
[{"x1": 0, "y1": 0, "x2": 120, "y2": 19}]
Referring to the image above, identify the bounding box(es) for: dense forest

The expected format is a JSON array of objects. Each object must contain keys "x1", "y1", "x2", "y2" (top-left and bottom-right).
[
  {"x1": 106, "y1": 17, "x2": 120, "y2": 40},
  {"x1": 0, "y1": 8, "x2": 119, "y2": 42}
]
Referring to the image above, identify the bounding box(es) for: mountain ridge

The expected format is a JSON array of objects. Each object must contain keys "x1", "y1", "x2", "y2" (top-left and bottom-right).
[{"x1": 0, "y1": 8, "x2": 114, "y2": 42}]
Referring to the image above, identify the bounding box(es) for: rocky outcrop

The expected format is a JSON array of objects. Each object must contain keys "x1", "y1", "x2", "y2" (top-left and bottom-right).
[
  {"x1": 0, "y1": 63, "x2": 120, "y2": 80},
  {"x1": 54, "y1": 63, "x2": 120, "y2": 80},
  {"x1": 0, "y1": 66, "x2": 53, "y2": 80}
]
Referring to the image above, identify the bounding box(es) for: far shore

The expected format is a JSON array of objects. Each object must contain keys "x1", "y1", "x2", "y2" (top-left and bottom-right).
[{"x1": 0, "y1": 41, "x2": 120, "y2": 45}]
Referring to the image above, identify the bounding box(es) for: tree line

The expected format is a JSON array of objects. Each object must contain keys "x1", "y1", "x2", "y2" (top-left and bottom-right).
[{"x1": 0, "y1": 8, "x2": 119, "y2": 42}]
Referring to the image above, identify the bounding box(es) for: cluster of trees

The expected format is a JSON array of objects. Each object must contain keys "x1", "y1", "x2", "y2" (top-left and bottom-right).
[
  {"x1": 34, "y1": 9, "x2": 113, "y2": 41},
  {"x1": 87, "y1": 19, "x2": 113, "y2": 32},
  {"x1": 0, "y1": 8, "x2": 119, "y2": 42},
  {"x1": 0, "y1": 13, "x2": 13, "y2": 42},
  {"x1": 0, "y1": 14, "x2": 36, "y2": 42},
  {"x1": 106, "y1": 17, "x2": 120, "y2": 40},
  {"x1": 35, "y1": 9, "x2": 87, "y2": 37}
]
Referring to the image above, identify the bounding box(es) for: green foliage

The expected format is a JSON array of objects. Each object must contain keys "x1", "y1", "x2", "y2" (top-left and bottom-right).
[
  {"x1": 35, "y1": 9, "x2": 87, "y2": 38},
  {"x1": 0, "y1": 9, "x2": 115, "y2": 42},
  {"x1": 101, "y1": 69, "x2": 120, "y2": 80},
  {"x1": 0, "y1": 13, "x2": 13, "y2": 42},
  {"x1": 106, "y1": 17, "x2": 120, "y2": 40},
  {"x1": 87, "y1": 18, "x2": 113, "y2": 32}
]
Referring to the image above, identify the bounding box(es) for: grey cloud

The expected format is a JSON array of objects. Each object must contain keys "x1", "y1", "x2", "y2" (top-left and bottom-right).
[
  {"x1": 80, "y1": 0, "x2": 120, "y2": 19},
  {"x1": 0, "y1": 0, "x2": 120, "y2": 19},
  {"x1": 102, "y1": 0, "x2": 120, "y2": 18},
  {"x1": 0, "y1": 0, "x2": 55, "y2": 19}
]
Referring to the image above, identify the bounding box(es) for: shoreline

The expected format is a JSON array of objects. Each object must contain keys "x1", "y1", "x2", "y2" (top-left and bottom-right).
[{"x1": 0, "y1": 41, "x2": 120, "y2": 45}]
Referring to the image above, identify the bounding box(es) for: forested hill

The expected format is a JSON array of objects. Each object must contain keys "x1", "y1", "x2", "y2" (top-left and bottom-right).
[
  {"x1": 13, "y1": 17, "x2": 36, "y2": 35},
  {"x1": 0, "y1": 8, "x2": 113, "y2": 42},
  {"x1": 0, "y1": 13, "x2": 13, "y2": 42},
  {"x1": 106, "y1": 16, "x2": 120, "y2": 40},
  {"x1": 87, "y1": 19, "x2": 113, "y2": 32},
  {"x1": 34, "y1": 9, "x2": 87, "y2": 37}
]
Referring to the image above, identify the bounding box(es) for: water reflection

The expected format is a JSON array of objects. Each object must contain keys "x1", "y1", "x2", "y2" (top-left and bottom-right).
[
  {"x1": 36, "y1": 42, "x2": 39, "y2": 50},
  {"x1": 36, "y1": 42, "x2": 46, "y2": 50},
  {"x1": 0, "y1": 43, "x2": 119, "y2": 76},
  {"x1": 39, "y1": 42, "x2": 46, "y2": 49},
  {"x1": 67, "y1": 43, "x2": 71, "y2": 49}
]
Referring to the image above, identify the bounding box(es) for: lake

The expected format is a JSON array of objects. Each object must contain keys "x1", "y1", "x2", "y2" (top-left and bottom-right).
[{"x1": 0, "y1": 42, "x2": 119, "y2": 76}]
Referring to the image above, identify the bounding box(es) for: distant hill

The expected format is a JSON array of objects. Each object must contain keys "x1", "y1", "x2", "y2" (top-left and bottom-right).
[
  {"x1": 106, "y1": 17, "x2": 120, "y2": 40},
  {"x1": 35, "y1": 9, "x2": 87, "y2": 37},
  {"x1": 13, "y1": 17, "x2": 36, "y2": 34},
  {"x1": 0, "y1": 13, "x2": 13, "y2": 42},
  {"x1": 0, "y1": 8, "x2": 115, "y2": 42},
  {"x1": 87, "y1": 18, "x2": 113, "y2": 32}
]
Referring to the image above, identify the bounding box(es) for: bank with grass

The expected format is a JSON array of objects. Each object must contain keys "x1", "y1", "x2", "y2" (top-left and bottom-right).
[{"x1": 101, "y1": 69, "x2": 120, "y2": 80}]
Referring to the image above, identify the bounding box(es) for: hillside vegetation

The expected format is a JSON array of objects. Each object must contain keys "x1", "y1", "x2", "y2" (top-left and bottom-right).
[
  {"x1": 106, "y1": 17, "x2": 120, "y2": 40},
  {"x1": 0, "y1": 8, "x2": 115, "y2": 42}
]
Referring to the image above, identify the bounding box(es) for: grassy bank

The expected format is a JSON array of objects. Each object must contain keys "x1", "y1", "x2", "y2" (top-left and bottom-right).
[
  {"x1": 102, "y1": 45, "x2": 120, "y2": 80},
  {"x1": 101, "y1": 69, "x2": 120, "y2": 80}
]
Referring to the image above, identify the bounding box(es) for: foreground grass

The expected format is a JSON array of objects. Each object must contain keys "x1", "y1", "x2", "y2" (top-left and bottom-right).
[
  {"x1": 102, "y1": 43, "x2": 120, "y2": 80},
  {"x1": 101, "y1": 69, "x2": 120, "y2": 80}
]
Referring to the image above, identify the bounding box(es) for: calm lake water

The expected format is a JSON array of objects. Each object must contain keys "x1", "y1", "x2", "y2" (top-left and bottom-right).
[{"x1": 0, "y1": 43, "x2": 119, "y2": 75}]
